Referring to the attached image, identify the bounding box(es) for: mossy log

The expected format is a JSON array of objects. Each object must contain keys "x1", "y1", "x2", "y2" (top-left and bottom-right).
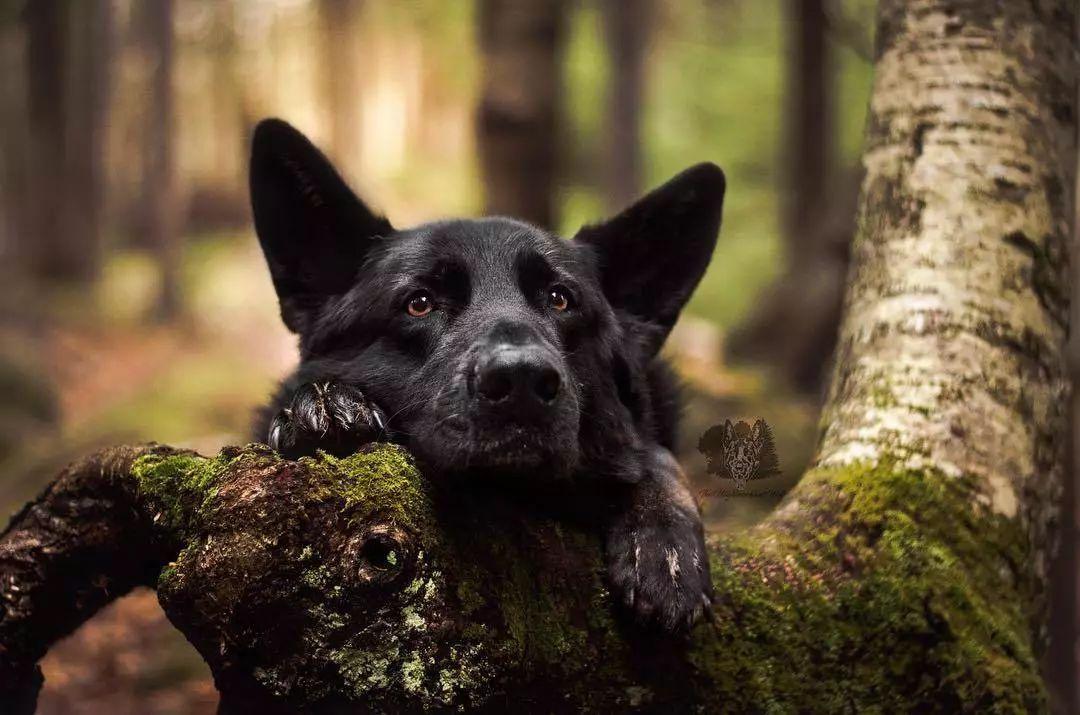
[{"x1": 0, "y1": 442, "x2": 1053, "y2": 712}]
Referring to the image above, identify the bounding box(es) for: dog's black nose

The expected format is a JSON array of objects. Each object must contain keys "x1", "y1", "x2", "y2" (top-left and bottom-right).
[{"x1": 475, "y1": 348, "x2": 561, "y2": 407}]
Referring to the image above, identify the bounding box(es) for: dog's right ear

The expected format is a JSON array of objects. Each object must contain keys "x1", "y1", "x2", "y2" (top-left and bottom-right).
[
  {"x1": 250, "y1": 118, "x2": 392, "y2": 333},
  {"x1": 574, "y1": 163, "x2": 724, "y2": 357}
]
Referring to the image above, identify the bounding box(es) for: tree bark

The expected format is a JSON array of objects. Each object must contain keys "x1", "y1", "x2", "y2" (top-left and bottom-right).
[
  {"x1": 1, "y1": 1, "x2": 1076, "y2": 711},
  {"x1": 476, "y1": 0, "x2": 566, "y2": 229}
]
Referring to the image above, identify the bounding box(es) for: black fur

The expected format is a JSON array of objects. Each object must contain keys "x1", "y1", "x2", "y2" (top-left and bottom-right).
[{"x1": 250, "y1": 119, "x2": 725, "y2": 631}]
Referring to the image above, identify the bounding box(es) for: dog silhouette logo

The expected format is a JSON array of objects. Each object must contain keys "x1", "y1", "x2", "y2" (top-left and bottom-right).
[{"x1": 697, "y1": 418, "x2": 781, "y2": 490}]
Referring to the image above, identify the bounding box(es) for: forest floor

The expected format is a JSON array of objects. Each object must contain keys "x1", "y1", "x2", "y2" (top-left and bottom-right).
[{"x1": 0, "y1": 236, "x2": 818, "y2": 713}]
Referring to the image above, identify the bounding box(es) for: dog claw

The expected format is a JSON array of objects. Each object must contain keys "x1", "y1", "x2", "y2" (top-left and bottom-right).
[
  {"x1": 701, "y1": 594, "x2": 715, "y2": 623},
  {"x1": 268, "y1": 380, "x2": 385, "y2": 459},
  {"x1": 268, "y1": 419, "x2": 284, "y2": 451},
  {"x1": 605, "y1": 464, "x2": 713, "y2": 633}
]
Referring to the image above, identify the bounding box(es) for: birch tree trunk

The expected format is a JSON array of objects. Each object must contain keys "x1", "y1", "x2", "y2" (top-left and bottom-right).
[
  {"x1": 1, "y1": 1, "x2": 1076, "y2": 712},
  {"x1": 818, "y1": 0, "x2": 1075, "y2": 625}
]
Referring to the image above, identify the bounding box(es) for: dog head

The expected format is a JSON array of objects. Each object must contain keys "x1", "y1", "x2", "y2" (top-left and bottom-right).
[{"x1": 250, "y1": 119, "x2": 724, "y2": 481}]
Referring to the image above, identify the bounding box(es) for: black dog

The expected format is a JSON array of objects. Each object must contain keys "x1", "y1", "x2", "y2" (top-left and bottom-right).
[{"x1": 250, "y1": 119, "x2": 724, "y2": 631}]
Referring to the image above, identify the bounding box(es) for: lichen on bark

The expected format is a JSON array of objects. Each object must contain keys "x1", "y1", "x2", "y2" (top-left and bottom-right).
[{"x1": 112, "y1": 444, "x2": 636, "y2": 711}]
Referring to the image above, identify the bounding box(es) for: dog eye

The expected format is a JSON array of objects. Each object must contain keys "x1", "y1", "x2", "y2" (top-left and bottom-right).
[
  {"x1": 406, "y1": 291, "x2": 434, "y2": 317},
  {"x1": 547, "y1": 286, "x2": 572, "y2": 312}
]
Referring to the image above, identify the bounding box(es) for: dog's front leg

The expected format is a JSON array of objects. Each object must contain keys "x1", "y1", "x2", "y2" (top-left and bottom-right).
[
  {"x1": 267, "y1": 380, "x2": 387, "y2": 459},
  {"x1": 605, "y1": 446, "x2": 714, "y2": 631}
]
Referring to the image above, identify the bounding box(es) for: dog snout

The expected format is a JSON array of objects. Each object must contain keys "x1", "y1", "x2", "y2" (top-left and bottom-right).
[{"x1": 473, "y1": 346, "x2": 562, "y2": 410}]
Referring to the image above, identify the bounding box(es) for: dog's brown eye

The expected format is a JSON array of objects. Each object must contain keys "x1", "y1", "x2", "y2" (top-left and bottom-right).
[
  {"x1": 548, "y1": 286, "x2": 571, "y2": 312},
  {"x1": 406, "y1": 291, "x2": 434, "y2": 317}
]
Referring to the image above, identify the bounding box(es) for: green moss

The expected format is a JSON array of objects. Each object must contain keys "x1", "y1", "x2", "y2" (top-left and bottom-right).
[
  {"x1": 301, "y1": 445, "x2": 432, "y2": 535},
  {"x1": 400, "y1": 652, "x2": 435, "y2": 695},
  {"x1": 131, "y1": 451, "x2": 232, "y2": 538},
  {"x1": 457, "y1": 524, "x2": 631, "y2": 708},
  {"x1": 456, "y1": 579, "x2": 485, "y2": 616},
  {"x1": 690, "y1": 461, "x2": 1043, "y2": 712},
  {"x1": 157, "y1": 560, "x2": 179, "y2": 585}
]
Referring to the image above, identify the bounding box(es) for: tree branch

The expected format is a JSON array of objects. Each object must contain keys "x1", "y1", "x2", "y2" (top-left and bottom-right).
[
  {"x1": 0, "y1": 440, "x2": 1058, "y2": 712},
  {"x1": 0, "y1": 444, "x2": 189, "y2": 711}
]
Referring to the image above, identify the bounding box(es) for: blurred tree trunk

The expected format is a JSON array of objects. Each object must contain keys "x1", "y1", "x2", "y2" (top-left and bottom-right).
[
  {"x1": 476, "y1": 0, "x2": 566, "y2": 229},
  {"x1": 182, "y1": 0, "x2": 249, "y2": 233},
  {"x1": 64, "y1": 0, "x2": 112, "y2": 285},
  {"x1": 318, "y1": 0, "x2": 364, "y2": 181},
  {"x1": 23, "y1": 0, "x2": 111, "y2": 287},
  {"x1": 0, "y1": 9, "x2": 31, "y2": 277},
  {"x1": 727, "y1": 0, "x2": 850, "y2": 394},
  {"x1": 600, "y1": 0, "x2": 650, "y2": 212},
  {"x1": 784, "y1": 0, "x2": 832, "y2": 243},
  {"x1": 142, "y1": 0, "x2": 181, "y2": 321},
  {"x1": 24, "y1": 0, "x2": 67, "y2": 284},
  {"x1": 1046, "y1": 152, "x2": 1080, "y2": 713}
]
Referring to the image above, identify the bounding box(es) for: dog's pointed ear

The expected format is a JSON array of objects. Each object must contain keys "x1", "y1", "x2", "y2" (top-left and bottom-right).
[
  {"x1": 250, "y1": 118, "x2": 393, "y2": 333},
  {"x1": 574, "y1": 163, "x2": 724, "y2": 355}
]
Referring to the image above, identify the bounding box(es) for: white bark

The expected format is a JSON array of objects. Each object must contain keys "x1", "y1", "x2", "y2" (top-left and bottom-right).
[{"x1": 816, "y1": 0, "x2": 1076, "y2": 592}]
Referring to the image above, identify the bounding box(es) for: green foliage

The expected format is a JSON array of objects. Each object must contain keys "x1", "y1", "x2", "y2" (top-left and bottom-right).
[{"x1": 562, "y1": 0, "x2": 877, "y2": 329}]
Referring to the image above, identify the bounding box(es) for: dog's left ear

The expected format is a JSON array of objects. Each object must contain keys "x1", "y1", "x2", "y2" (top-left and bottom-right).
[
  {"x1": 250, "y1": 118, "x2": 393, "y2": 333},
  {"x1": 574, "y1": 163, "x2": 725, "y2": 355}
]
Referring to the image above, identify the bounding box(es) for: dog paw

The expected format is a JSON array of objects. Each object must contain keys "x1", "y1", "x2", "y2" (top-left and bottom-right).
[
  {"x1": 605, "y1": 471, "x2": 714, "y2": 632},
  {"x1": 268, "y1": 381, "x2": 387, "y2": 459}
]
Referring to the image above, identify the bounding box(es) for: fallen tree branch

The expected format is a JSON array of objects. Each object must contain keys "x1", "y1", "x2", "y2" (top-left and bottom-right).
[
  {"x1": 0, "y1": 441, "x2": 1055, "y2": 712},
  {"x1": 0, "y1": 445, "x2": 189, "y2": 711}
]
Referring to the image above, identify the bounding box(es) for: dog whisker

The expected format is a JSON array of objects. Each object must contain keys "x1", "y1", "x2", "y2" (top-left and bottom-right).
[
  {"x1": 383, "y1": 393, "x2": 434, "y2": 427},
  {"x1": 431, "y1": 412, "x2": 462, "y2": 429}
]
